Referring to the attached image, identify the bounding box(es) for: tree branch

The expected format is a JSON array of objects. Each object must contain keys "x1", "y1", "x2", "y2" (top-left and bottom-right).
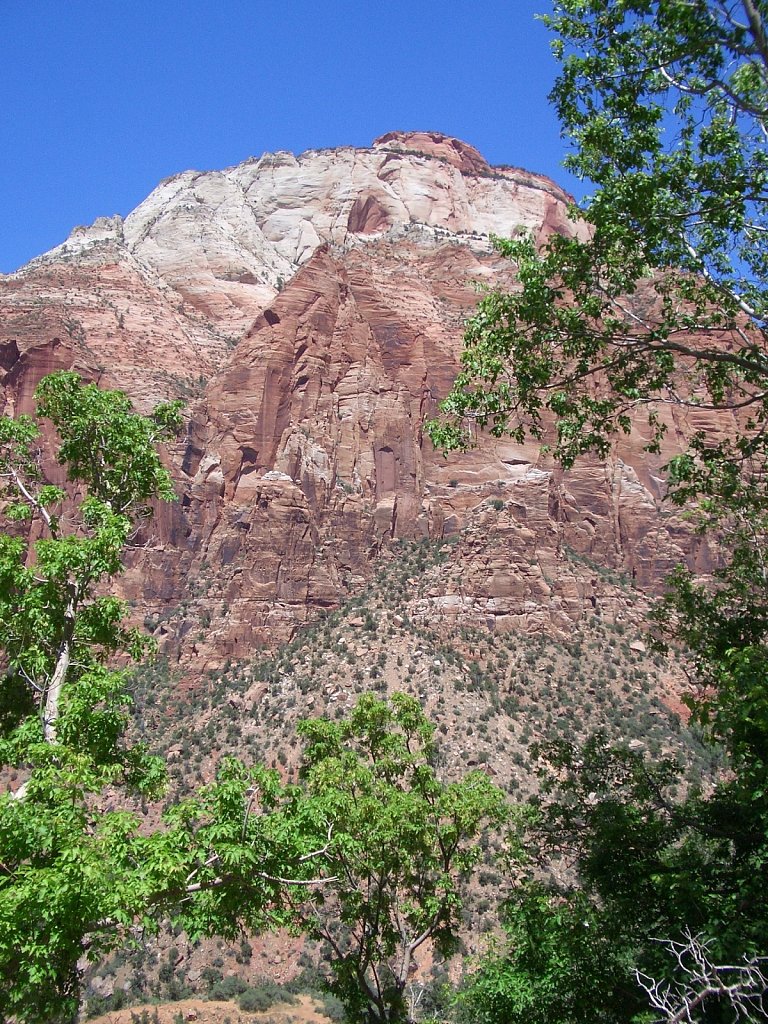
[
  {"x1": 5, "y1": 466, "x2": 56, "y2": 536},
  {"x1": 742, "y1": 0, "x2": 768, "y2": 70},
  {"x1": 636, "y1": 930, "x2": 768, "y2": 1023}
]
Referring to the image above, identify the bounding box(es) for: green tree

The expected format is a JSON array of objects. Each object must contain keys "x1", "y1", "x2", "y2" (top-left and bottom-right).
[
  {"x1": 138, "y1": 694, "x2": 508, "y2": 1024},
  {"x1": 0, "y1": 372, "x2": 184, "y2": 1022},
  {"x1": 284, "y1": 693, "x2": 508, "y2": 1024},
  {"x1": 0, "y1": 375, "x2": 338, "y2": 1023},
  {"x1": 158, "y1": 757, "x2": 331, "y2": 943},
  {"x1": 429, "y1": 2, "x2": 768, "y2": 1021},
  {"x1": 468, "y1": 728, "x2": 768, "y2": 1023},
  {"x1": 431, "y1": 0, "x2": 768, "y2": 472},
  {"x1": 457, "y1": 882, "x2": 637, "y2": 1024},
  {"x1": 460, "y1": 730, "x2": 768, "y2": 1023},
  {"x1": 428, "y1": 3, "x2": 768, "y2": 767}
]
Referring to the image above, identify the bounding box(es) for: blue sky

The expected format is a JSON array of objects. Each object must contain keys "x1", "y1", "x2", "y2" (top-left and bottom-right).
[{"x1": 0, "y1": 1, "x2": 581, "y2": 273}]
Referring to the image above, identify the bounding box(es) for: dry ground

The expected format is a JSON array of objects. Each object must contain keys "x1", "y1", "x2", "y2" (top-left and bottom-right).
[{"x1": 88, "y1": 994, "x2": 333, "y2": 1024}]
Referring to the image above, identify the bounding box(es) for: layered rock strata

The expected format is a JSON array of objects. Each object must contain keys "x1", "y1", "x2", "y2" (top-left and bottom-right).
[{"x1": 0, "y1": 132, "x2": 719, "y2": 666}]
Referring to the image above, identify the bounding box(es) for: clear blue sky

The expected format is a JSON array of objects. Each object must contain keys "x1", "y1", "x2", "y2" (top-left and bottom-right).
[{"x1": 0, "y1": 1, "x2": 581, "y2": 274}]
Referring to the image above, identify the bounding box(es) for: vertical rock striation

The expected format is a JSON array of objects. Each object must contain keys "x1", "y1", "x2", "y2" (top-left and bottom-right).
[{"x1": 0, "y1": 132, "x2": 721, "y2": 666}]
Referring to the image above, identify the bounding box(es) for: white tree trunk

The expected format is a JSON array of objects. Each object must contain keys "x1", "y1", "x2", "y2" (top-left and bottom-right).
[{"x1": 43, "y1": 582, "x2": 77, "y2": 743}]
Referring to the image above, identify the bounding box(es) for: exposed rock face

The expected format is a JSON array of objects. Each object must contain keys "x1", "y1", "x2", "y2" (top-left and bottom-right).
[
  {"x1": 372, "y1": 130, "x2": 493, "y2": 175},
  {"x1": 4, "y1": 131, "x2": 583, "y2": 362},
  {"x1": 0, "y1": 241, "x2": 228, "y2": 415},
  {"x1": 0, "y1": 132, "x2": 719, "y2": 667}
]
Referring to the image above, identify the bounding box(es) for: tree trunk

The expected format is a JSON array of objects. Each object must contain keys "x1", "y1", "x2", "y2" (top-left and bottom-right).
[{"x1": 44, "y1": 581, "x2": 77, "y2": 743}]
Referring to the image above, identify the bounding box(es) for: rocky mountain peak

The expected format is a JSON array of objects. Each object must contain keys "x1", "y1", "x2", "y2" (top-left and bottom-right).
[
  {"x1": 372, "y1": 130, "x2": 492, "y2": 175},
  {"x1": 0, "y1": 131, "x2": 721, "y2": 671}
]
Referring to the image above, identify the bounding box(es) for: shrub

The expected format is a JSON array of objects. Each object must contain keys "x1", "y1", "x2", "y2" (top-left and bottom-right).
[
  {"x1": 319, "y1": 993, "x2": 347, "y2": 1021},
  {"x1": 237, "y1": 979, "x2": 297, "y2": 1013},
  {"x1": 209, "y1": 975, "x2": 248, "y2": 1000}
]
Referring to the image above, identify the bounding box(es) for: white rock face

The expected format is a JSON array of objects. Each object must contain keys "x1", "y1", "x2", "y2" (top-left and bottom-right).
[
  {"x1": 5, "y1": 132, "x2": 586, "y2": 405},
  {"x1": 67, "y1": 214, "x2": 125, "y2": 248},
  {"x1": 115, "y1": 132, "x2": 584, "y2": 334}
]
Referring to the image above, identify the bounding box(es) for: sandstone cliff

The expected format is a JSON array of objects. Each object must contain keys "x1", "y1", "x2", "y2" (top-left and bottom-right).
[{"x1": 0, "y1": 131, "x2": 719, "y2": 669}]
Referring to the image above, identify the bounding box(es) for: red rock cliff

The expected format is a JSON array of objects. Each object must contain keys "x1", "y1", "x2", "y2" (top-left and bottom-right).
[{"x1": 0, "y1": 134, "x2": 720, "y2": 668}]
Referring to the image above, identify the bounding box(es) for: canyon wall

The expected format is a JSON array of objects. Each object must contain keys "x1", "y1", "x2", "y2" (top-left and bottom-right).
[{"x1": 0, "y1": 132, "x2": 722, "y2": 668}]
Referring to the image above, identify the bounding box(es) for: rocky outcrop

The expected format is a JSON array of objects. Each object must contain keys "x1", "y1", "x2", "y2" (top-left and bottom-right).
[
  {"x1": 373, "y1": 130, "x2": 493, "y2": 175},
  {"x1": 0, "y1": 133, "x2": 721, "y2": 668}
]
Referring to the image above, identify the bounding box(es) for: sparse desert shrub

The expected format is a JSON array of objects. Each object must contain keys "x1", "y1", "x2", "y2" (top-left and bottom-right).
[
  {"x1": 318, "y1": 993, "x2": 347, "y2": 1021},
  {"x1": 237, "y1": 979, "x2": 297, "y2": 1012},
  {"x1": 209, "y1": 975, "x2": 248, "y2": 1000}
]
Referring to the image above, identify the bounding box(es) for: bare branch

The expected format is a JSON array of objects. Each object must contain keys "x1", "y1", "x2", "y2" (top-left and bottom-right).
[
  {"x1": 636, "y1": 930, "x2": 768, "y2": 1023},
  {"x1": 5, "y1": 466, "x2": 56, "y2": 535}
]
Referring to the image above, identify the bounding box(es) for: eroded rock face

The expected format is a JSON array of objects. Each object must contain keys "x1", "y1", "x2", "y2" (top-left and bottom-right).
[
  {"x1": 0, "y1": 241, "x2": 228, "y2": 414},
  {"x1": 372, "y1": 130, "x2": 493, "y2": 175},
  {"x1": 0, "y1": 133, "x2": 719, "y2": 667}
]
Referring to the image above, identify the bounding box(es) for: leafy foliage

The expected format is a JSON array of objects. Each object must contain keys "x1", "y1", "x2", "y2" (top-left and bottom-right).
[
  {"x1": 0, "y1": 377, "x2": 329, "y2": 1021},
  {"x1": 461, "y1": 726, "x2": 768, "y2": 1024},
  {"x1": 458, "y1": 884, "x2": 637, "y2": 1024},
  {"x1": 0, "y1": 374, "x2": 183, "y2": 1022},
  {"x1": 430, "y1": 0, "x2": 768, "y2": 474},
  {"x1": 430, "y1": 3, "x2": 768, "y2": 1022},
  {"x1": 104, "y1": 692, "x2": 508, "y2": 1024},
  {"x1": 288, "y1": 693, "x2": 509, "y2": 1024},
  {"x1": 158, "y1": 758, "x2": 327, "y2": 941}
]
